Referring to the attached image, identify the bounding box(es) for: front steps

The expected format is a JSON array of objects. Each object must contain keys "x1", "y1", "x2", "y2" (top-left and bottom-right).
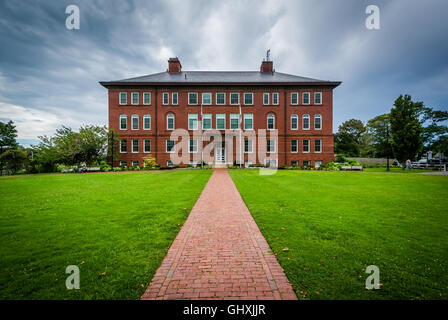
[{"x1": 212, "y1": 162, "x2": 229, "y2": 169}]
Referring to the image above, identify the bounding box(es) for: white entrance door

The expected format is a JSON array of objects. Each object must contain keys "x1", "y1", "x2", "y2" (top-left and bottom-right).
[{"x1": 215, "y1": 144, "x2": 226, "y2": 163}]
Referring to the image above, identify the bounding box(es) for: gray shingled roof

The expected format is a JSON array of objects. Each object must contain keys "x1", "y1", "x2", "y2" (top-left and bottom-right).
[{"x1": 100, "y1": 71, "x2": 341, "y2": 87}]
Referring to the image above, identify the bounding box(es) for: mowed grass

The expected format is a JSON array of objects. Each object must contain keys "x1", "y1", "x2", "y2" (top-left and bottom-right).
[
  {"x1": 0, "y1": 170, "x2": 212, "y2": 299},
  {"x1": 229, "y1": 170, "x2": 448, "y2": 299}
]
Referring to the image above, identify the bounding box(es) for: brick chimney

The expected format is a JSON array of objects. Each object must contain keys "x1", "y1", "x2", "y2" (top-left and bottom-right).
[
  {"x1": 260, "y1": 60, "x2": 273, "y2": 73},
  {"x1": 168, "y1": 57, "x2": 182, "y2": 73}
]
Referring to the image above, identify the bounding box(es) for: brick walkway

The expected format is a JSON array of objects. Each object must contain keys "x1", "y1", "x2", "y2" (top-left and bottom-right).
[{"x1": 141, "y1": 169, "x2": 297, "y2": 300}]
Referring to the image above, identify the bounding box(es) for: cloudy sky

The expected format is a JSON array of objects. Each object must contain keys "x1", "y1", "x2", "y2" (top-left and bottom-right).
[{"x1": 0, "y1": 0, "x2": 447, "y2": 146}]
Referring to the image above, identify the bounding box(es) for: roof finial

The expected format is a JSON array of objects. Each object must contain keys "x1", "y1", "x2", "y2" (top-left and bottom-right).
[{"x1": 266, "y1": 49, "x2": 271, "y2": 62}]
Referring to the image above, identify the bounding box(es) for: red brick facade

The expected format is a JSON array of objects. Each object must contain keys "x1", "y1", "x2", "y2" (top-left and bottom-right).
[{"x1": 102, "y1": 59, "x2": 340, "y2": 168}]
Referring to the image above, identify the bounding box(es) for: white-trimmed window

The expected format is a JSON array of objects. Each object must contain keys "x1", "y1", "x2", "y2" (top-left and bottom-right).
[
  {"x1": 132, "y1": 161, "x2": 139, "y2": 167},
  {"x1": 132, "y1": 139, "x2": 139, "y2": 153},
  {"x1": 291, "y1": 92, "x2": 299, "y2": 105},
  {"x1": 244, "y1": 139, "x2": 253, "y2": 153},
  {"x1": 119, "y1": 114, "x2": 127, "y2": 130},
  {"x1": 188, "y1": 92, "x2": 198, "y2": 105},
  {"x1": 162, "y1": 92, "x2": 169, "y2": 105},
  {"x1": 315, "y1": 92, "x2": 322, "y2": 105},
  {"x1": 303, "y1": 139, "x2": 310, "y2": 153},
  {"x1": 303, "y1": 160, "x2": 310, "y2": 166},
  {"x1": 267, "y1": 139, "x2": 276, "y2": 153},
  {"x1": 131, "y1": 92, "x2": 139, "y2": 105},
  {"x1": 302, "y1": 114, "x2": 310, "y2": 130},
  {"x1": 291, "y1": 160, "x2": 298, "y2": 167},
  {"x1": 314, "y1": 114, "x2": 322, "y2": 130},
  {"x1": 172, "y1": 92, "x2": 178, "y2": 105},
  {"x1": 120, "y1": 161, "x2": 127, "y2": 167},
  {"x1": 216, "y1": 113, "x2": 225, "y2": 130},
  {"x1": 188, "y1": 114, "x2": 198, "y2": 130},
  {"x1": 315, "y1": 139, "x2": 322, "y2": 153},
  {"x1": 230, "y1": 93, "x2": 239, "y2": 105},
  {"x1": 230, "y1": 114, "x2": 239, "y2": 129},
  {"x1": 303, "y1": 92, "x2": 310, "y2": 105},
  {"x1": 143, "y1": 92, "x2": 151, "y2": 105},
  {"x1": 291, "y1": 114, "x2": 298, "y2": 130},
  {"x1": 189, "y1": 139, "x2": 198, "y2": 153},
  {"x1": 166, "y1": 139, "x2": 175, "y2": 153},
  {"x1": 244, "y1": 113, "x2": 253, "y2": 130},
  {"x1": 264, "y1": 159, "x2": 278, "y2": 167},
  {"x1": 244, "y1": 93, "x2": 253, "y2": 105},
  {"x1": 202, "y1": 92, "x2": 212, "y2": 105},
  {"x1": 263, "y1": 93, "x2": 269, "y2": 105},
  {"x1": 315, "y1": 160, "x2": 322, "y2": 168},
  {"x1": 273, "y1": 92, "x2": 279, "y2": 105},
  {"x1": 119, "y1": 92, "x2": 127, "y2": 105},
  {"x1": 132, "y1": 114, "x2": 139, "y2": 130},
  {"x1": 291, "y1": 139, "x2": 298, "y2": 153},
  {"x1": 120, "y1": 139, "x2": 127, "y2": 153},
  {"x1": 167, "y1": 160, "x2": 174, "y2": 167},
  {"x1": 216, "y1": 93, "x2": 226, "y2": 105},
  {"x1": 267, "y1": 114, "x2": 275, "y2": 130},
  {"x1": 202, "y1": 113, "x2": 212, "y2": 130},
  {"x1": 143, "y1": 114, "x2": 150, "y2": 130},
  {"x1": 167, "y1": 113, "x2": 175, "y2": 130},
  {"x1": 144, "y1": 139, "x2": 151, "y2": 153}
]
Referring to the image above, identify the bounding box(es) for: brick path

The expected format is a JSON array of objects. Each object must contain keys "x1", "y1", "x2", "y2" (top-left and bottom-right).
[{"x1": 141, "y1": 169, "x2": 297, "y2": 300}]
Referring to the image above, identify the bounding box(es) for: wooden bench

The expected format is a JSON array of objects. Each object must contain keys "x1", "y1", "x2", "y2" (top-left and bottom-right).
[{"x1": 341, "y1": 166, "x2": 363, "y2": 171}]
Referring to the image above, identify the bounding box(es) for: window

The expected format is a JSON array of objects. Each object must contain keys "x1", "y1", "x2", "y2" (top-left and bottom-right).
[
  {"x1": 132, "y1": 114, "x2": 139, "y2": 130},
  {"x1": 167, "y1": 113, "x2": 175, "y2": 130},
  {"x1": 244, "y1": 93, "x2": 253, "y2": 105},
  {"x1": 143, "y1": 92, "x2": 151, "y2": 105},
  {"x1": 303, "y1": 139, "x2": 310, "y2": 153},
  {"x1": 202, "y1": 92, "x2": 212, "y2": 105},
  {"x1": 216, "y1": 114, "x2": 225, "y2": 130},
  {"x1": 230, "y1": 114, "x2": 239, "y2": 129},
  {"x1": 216, "y1": 93, "x2": 226, "y2": 105},
  {"x1": 163, "y1": 92, "x2": 169, "y2": 105},
  {"x1": 166, "y1": 140, "x2": 175, "y2": 153},
  {"x1": 119, "y1": 92, "x2": 127, "y2": 105},
  {"x1": 267, "y1": 139, "x2": 276, "y2": 153},
  {"x1": 267, "y1": 114, "x2": 275, "y2": 130},
  {"x1": 314, "y1": 114, "x2": 322, "y2": 130},
  {"x1": 245, "y1": 161, "x2": 253, "y2": 168},
  {"x1": 188, "y1": 92, "x2": 198, "y2": 105},
  {"x1": 303, "y1": 92, "x2": 310, "y2": 105},
  {"x1": 315, "y1": 160, "x2": 322, "y2": 168},
  {"x1": 132, "y1": 139, "x2": 139, "y2": 153},
  {"x1": 244, "y1": 114, "x2": 253, "y2": 130},
  {"x1": 303, "y1": 160, "x2": 310, "y2": 166},
  {"x1": 291, "y1": 92, "x2": 298, "y2": 105},
  {"x1": 244, "y1": 139, "x2": 253, "y2": 153},
  {"x1": 189, "y1": 139, "x2": 198, "y2": 153},
  {"x1": 167, "y1": 160, "x2": 174, "y2": 167},
  {"x1": 263, "y1": 93, "x2": 269, "y2": 105},
  {"x1": 230, "y1": 93, "x2": 239, "y2": 105},
  {"x1": 315, "y1": 92, "x2": 322, "y2": 105},
  {"x1": 119, "y1": 114, "x2": 127, "y2": 130},
  {"x1": 291, "y1": 139, "x2": 298, "y2": 153},
  {"x1": 315, "y1": 139, "x2": 322, "y2": 153},
  {"x1": 291, "y1": 114, "x2": 298, "y2": 130},
  {"x1": 273, "y1": 92, "x2": 279, "y2": 105},
  {"x1": 132, "y1": 92, "x2": 139, "y2": 105},
  {"x1": 120, "y1": 139, "x2": 127, "y2": 153},
  {"x1": 188, "y1": 114, "x2": 198, "y2": 130},
  {"x1": 171, "y1": 92, "x2": 178, "y2": 105},
  {"x1": 132, "y1": 161, "x2": 139, "y2": 167},
  {"x1": 189, "y1": 161, "x2": 197, "y2": 168},
  {"x1": 120, "y1": 161, "x2": 127, "y2": 167},
  {"x1": 202, "y1": 113, "x2": 212, "y2": 130},
  {"x1": 144, "y1": 139, "x2": 151, "y2": 153},
  {"x1": 143, "y1": 114, "x2": 150, "y2": 130},
  {"x1": 265, "y1": 159, "x2": 278, "y2": 167},
  {"x1": 303, "y1": 114, "x2": 310, "y2": 130},
  {"x1": 291, "y1": 160, "x2": 298, "y2": 167}
]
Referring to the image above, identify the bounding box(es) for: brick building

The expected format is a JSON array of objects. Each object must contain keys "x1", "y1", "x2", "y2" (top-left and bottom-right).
[{"x1": 100, "y1": 57, "x2": 341, "y2": 168}]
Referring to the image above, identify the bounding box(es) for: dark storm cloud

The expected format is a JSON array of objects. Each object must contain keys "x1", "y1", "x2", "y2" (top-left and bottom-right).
[{"x1": 0, "y1": 0, "x2": 447, "y2": 142}]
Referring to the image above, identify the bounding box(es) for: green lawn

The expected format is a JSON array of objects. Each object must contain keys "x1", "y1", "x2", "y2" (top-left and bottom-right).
[
  {"x1": 363, "y1": 167, "x2": 440, "y2": 173},
  {"x1": 0, "y1": 170, "x2": 212, "y2": 299},
  {"x1": 229, "y1": 170, "x2": 448, "y2": 299}
]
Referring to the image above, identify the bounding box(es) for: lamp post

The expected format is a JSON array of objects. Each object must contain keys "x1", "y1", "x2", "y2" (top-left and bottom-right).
[
  {"x1": 110, "y1": 130, "x2": 114, "y2": 172},
  {"x1": 386, "y1": 123, "x2": 390, "y2": 172}
]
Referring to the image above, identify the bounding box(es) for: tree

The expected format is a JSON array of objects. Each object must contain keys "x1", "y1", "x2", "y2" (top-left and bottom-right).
[
  {"x1": 420, "y1": 107, "x2": 448, "y2": 156},
  {"x1": 390, "y1": 95, "x2": 423, "y2": 167},
  {"x1": 78, "y1": 125, "x2": 108, "y2": 165},
  {"x1": 334, "y1": 119, "x2": 367, "y2": 157},
  {"x1": 0, "y1": 120, "x2": 20, "y2": 175},
  {"x1": 366, "y1": 113, "x2": 393, "y2": 158},
  {"x1": 0, "y1": 149, "x2": 27, "y2": 175}
]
